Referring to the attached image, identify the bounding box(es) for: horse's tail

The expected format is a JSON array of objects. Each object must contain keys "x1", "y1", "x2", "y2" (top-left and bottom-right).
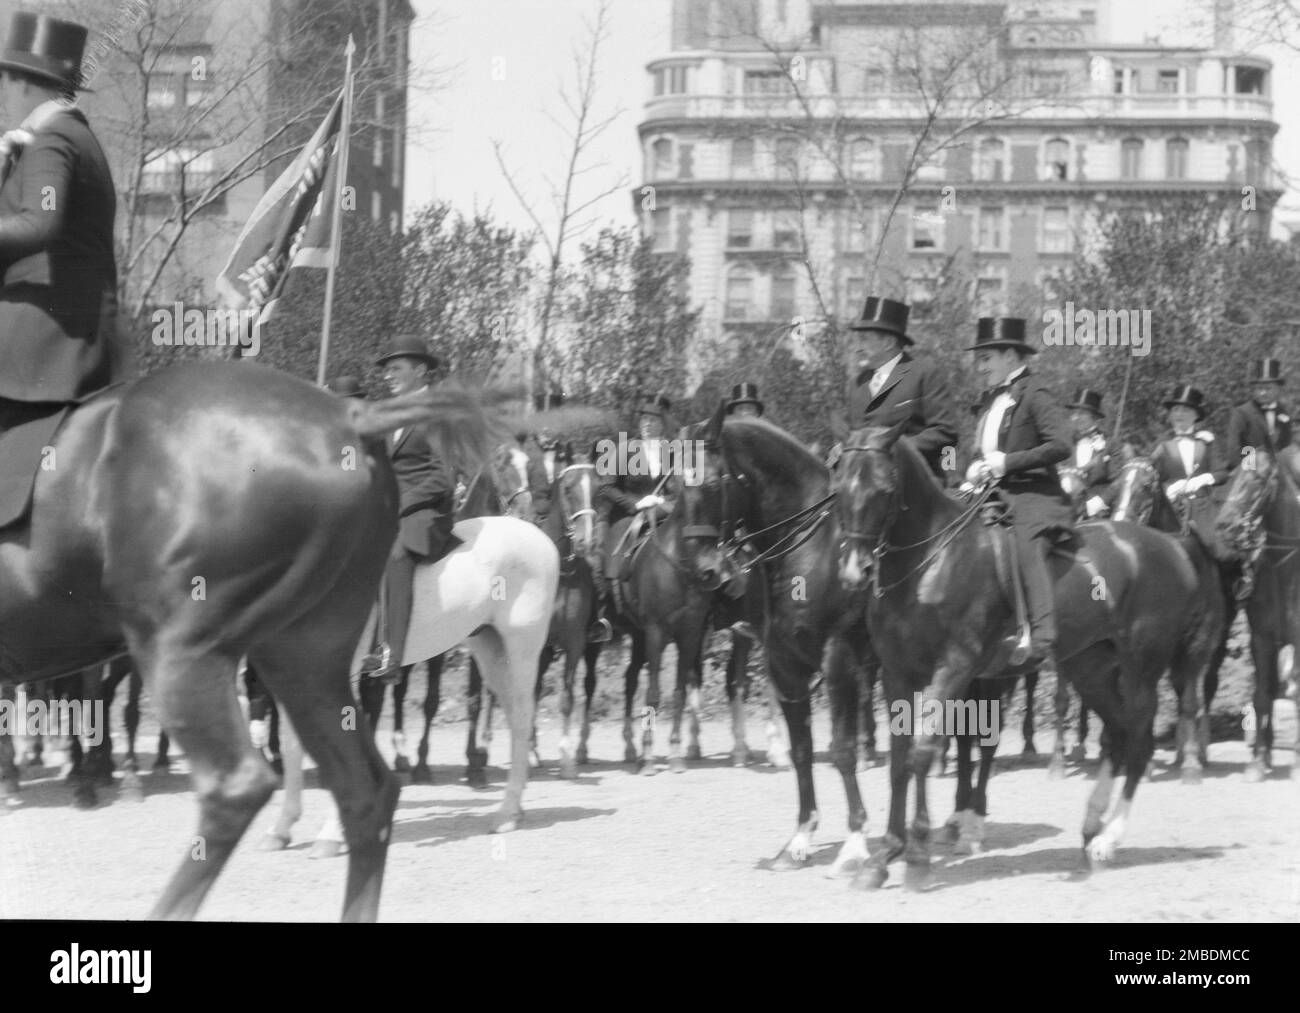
[{"x1": 348, "y1": 381, "x2": 510, "y2": 476}]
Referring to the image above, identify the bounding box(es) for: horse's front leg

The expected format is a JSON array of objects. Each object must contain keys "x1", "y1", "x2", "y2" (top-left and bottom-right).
[
  {"x1": 622, "y1": 635, "x2": 645, "y2": 767},
  {"x1": 854, "y1": 721, "x2": 909, "y2": 890},
  {"x1": 1020, "y1": 670, "x2": 1038, "y2": 757},
  {"x1": 261, "y1": 701, "x2": 303, "y2": 851},
  {"x1": 413, "y1": 653, "x2": 442, "y2": 785},
  {"x1": 726, "y1": 634, "x2": 751, "y2": 767},
  {"x1": 577, "y1": 642, "x2": 600, "y2": 766},
  {"x1": 641, "y1": 628, "x2": 666, "y2": 775},
  {"x1": 772, "y1": 694, "x2": 819, "y2": 869},
  {"x1": 825, "y1": 634, "x2": 869, "y2": 878},
  {"x1": 905, "y1": 722, "x2": 938, "y2": 892},
  {"x1": 1247, "y1": 626, "x2": 1278, "y2": 781}
]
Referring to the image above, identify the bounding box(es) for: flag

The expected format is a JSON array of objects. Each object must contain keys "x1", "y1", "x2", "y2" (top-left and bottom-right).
[{"x1": 214, "y1": 87, "x2": 346, "y2": 330}]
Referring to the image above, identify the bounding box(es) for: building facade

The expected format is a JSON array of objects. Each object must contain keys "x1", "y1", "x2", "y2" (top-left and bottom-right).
[{"x1": 636, "y1": 0, "x2": 1281, "y2": 371}]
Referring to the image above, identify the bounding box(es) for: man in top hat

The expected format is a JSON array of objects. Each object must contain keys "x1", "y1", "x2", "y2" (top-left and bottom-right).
[
  {"x1": 0, "y1": 12, "x2": 118, "y2": 430},
  {"x1": 591, "y1": 392, "x2": 677, "y2": 641},
  {"x1": 361, "y1": 335, "x2": 458, "y2": 680},
  {"x1": 844, "y1": 296, "x2": 957, "y2": 479},
  {"x1": 1150, "y1": 385, "x2": 1226, "y2": 501},
  {"x1": 1062, "y1": 388, "x2": 1117, "y2": 518},
  {"x1": 964, "y1": 317, "x2": 1073, "y2": 673},
  {"x1": 1226, "y1": 358, "x2": 1291, "y2": 471},
  {"x1": 326, "y1": 375, "x2": 367, "y2": 399},
  {"x1": 725, "y1": 382, "x2": 764, "y2": 419}
]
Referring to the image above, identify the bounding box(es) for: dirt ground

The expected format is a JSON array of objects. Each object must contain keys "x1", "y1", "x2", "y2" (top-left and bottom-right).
[{"x1": 1, "y1": 649, "x2": 1296, "y2": 922}]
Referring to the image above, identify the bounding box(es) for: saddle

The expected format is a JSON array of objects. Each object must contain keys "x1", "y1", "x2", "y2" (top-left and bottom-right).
[
  {"x1": 0, "y1": 403, "x2": 73, "y2": 530},
  {"x1": 607, "y1": 512, "x2": 656, "y2": 614}
]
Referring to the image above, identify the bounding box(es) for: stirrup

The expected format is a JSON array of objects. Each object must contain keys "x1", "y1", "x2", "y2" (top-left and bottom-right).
[
  {"x1": 1233, "y1": 572, "x2": 1255, "y2": 602},
  {"x1": 360, "y1": 643, "x2": 393, "y2": 677},
  {"x1": 588, "y1": 618, "x2": 613, "y2": 643},
  {"x1": 730, "y1": 620, "x2": 759, "y2": 642}
]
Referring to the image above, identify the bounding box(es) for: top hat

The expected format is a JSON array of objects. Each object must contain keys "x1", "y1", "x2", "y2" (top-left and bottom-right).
[
  {"x1": 636, "y1": 392, "x2": 671, "y2": 418},
  {"x1": 725, "y1": 382, "x2": 764, "y2": 415},
  {"x1": 375, "y1": 334, "x2": 439, "y2": 370},
  {"x1": 0, "y1": 13, "x2": 90, "y2": 91},
  {"x1": 1248, "y1": 358, "x2": 1284, "y2": 384},
  {"x1": 1162, "y1": 385, "x2": 1209, "y2": 420},
  {"x1": 966, "y1": 317, "x2": 1035, "y2": 355},
  {"x1": 1065, "y1": 388, "x2": 1104, "y2": 418},
  {"x1": 326, "y1": 375, "x2": 366, "y2": 399},
  {"x1": 847, "y1": 296, "x2": 912, "y2": 344}
]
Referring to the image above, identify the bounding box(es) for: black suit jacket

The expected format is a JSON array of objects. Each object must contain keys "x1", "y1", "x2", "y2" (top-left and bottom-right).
[
  {"x1": 846, "y1": 352, "x2": 958, "y2": 477},
  {"x1": 596, "y1": 438, "x2": 677, "y2": 524},
  {"x1": 0, "y1": 104, "x2": 118, "y2": 402},
  {"x1": 389, "y1": 422, "x2": 456, "y2": 557},
  {"x1": 1226, "y1": 400, "x2": 1292, "y2": 469},
  {"x1": 1150, "y1": 431, "x2": 1227, "y2": 488}
]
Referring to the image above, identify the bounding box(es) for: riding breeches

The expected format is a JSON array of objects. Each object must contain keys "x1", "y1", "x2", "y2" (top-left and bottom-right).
[
  {"x1": 381, "y1": 546, "x2": 418, "y2": 666},
  {"x1": 1015, "y1": 523, "x2": 1057, "y2": 652}
]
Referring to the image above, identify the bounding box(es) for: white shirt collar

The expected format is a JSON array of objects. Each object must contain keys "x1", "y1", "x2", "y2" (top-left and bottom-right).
[{"x1": 1004, "y1": 365, "x2": 1027, "y2": 386}]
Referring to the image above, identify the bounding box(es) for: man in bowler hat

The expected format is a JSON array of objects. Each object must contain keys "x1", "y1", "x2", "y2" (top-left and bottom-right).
[
  {"x1": 362, "y1": 335, "x2": 458, "y2": 680},
  {"x1": 965, "y1": 318, "x2": 1073, "y2": 673},
  {"x1": 843, "y1": 296, "x2": 957, "y2": 479}
]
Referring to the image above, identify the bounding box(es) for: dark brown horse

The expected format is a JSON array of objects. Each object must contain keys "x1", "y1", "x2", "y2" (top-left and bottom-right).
[
  {"x1": 834, "y1": 425, "x2": 1223, "y2": 889},
  {"x1": 0, "y1": 361, "x2": 499, "y2": 919},
  {"x1": 1215, "y1": 448, "x2": 1300, "y2": 781}
]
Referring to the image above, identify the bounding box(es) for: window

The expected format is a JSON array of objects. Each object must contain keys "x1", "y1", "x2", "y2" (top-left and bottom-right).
[
  {"x1": 975, "y1": 271, "x2": 1007, "y2": 316},
  {"x1": 910, "y1": 210, "x2": 944, "y2": 251},
  {"x1": 1120, "y1": 138, "x2": 1144, "y2": 179},
  {"x1": 390, "y1": 209, "x2": 401, "y2": 234},
  {"x1": 774, "y1": 137, "x2": 800, "y2": 180},
  {"x1": 843, "y1": 274, "x2": 866, "y2": 316},
  {"x1": 732, "y1": 138, "x2": 755, "y2": 177},
  {"x1": 974, "y1": 138, "x2": 1006, "y2": 182},
  {"x1": 727, "y1": 210, "x2": 754, "y2": 249},
  {"x1": 146, "y1": 47, "x2": 213, "y2": 110},
  {"x1": 725, "y1": 268, "x2": 756, "y2": 320},
  {"x1": 744, "y1": 70, "x2": 791, "y2": 96},
  {"x1": 1028, "y1": 69, "x2": 1069, "y2": 96},
  {"x1": 773, "y1": 211, "x2": 800, "y2": 251},
  {"x1": 1244, "y1": 139, "x2": 1268, "y2": 184},
  {"x1": 906, "y1": 272, "x2": 937, "y2": 309},
  {"x1": 1113, "y1": 67, "x2": 1129, "y2": 94},
  {"x1": 1044, "y1": 138, "x2": 1069, "y2": 180},
  {"x1": 653, "y1": 65, "x2": 691, "y2": 96},
  {"x1": 771, "y1": 270, "x2": 797, "y2": 320},
  {"x1": 1157, "y1": 69, "x2": 1180, "y2": 94},
  {"x1": 652, "y1": 138, "x2": 674, "y2": 180},
  {"x1": 1165, "y1": 138, "x2": 1189, "y2": 180},
  {"x1": 977, "y1": 206, "x2": 1006, "y2": 251},
  {"x1": 1232, "y1": 65, "x2": 1265, "y2": 95},
  {"x1": 846, "y1": 138, "x2": 879, "y2": 181},
  {"x1": 861, "y1": 67, "x2": 886, "y2": 93},
  {"x1": 391, "y1": 128, "x2": 403, "y2": 189},
  {"x1": 1041, "y1": 207, "x2": 1071, "y2": 253},
  {"x1": 141, "y1": 148, "x2": 216, "y2": 194}
]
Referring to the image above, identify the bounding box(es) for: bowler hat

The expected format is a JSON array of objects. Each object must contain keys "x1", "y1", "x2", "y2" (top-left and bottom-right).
[
  {"x1": 848, "y1": 296, "x2": 912, "y2": 344},
  {"x1": 326, "y1": 375, "x2": 366, "y2": 399},
  {"x1": 725, "y1": 382, "x2": 764, "y2": 415},
  {"x1": 0, "y1": 13, "x2": 89, "y2": 90},
  {"x1": 1065, "y1": 388, "x2": 1105, "y2": 418},
  {"x1": 967, "y1": 317, "x2": 1035, "y2": 355},
  {"x1": 375, "y1": 334, "x2": 439, "y2": 370},
  {"x1": 1163, "y1": 385, "x2": 1208, "y2": 421},
  {"x1": 1248, "y1": 358, "x2": 1284, "y2": 384}
]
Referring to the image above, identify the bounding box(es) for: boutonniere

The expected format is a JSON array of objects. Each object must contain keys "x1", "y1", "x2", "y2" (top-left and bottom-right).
[
  {"x1": 1278, "y1": 413, "x2": 1290, "y2": 425},
  {"x1": 0, "y1": 128, "x2": 33, "y2": 161}
]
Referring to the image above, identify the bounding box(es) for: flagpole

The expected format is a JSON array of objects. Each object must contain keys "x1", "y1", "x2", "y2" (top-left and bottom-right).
[{"x1": 316, "y1": 35, "x2": 356, "y2": 388}]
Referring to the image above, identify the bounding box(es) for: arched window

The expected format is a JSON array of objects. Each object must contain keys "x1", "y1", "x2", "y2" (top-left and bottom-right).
[
  {"x1": 1120, "y1": 138, "x2": 1144, "y2": 179},
  {"x1": 651, "y1": 138, "x2": 674, "y2": 180},
  {"x1": 974, "y1": 138, "x2": 1006, "y2": 181},
  {"x1": 1044, "y1": 138, "x2": 1069, "y2": 180},
  {"x1": 846, "y1": 137, "x2": 879, "y2": 181},
  {"x1": 1165, "y1": 137, "x2": 1189, "y2": 180},
  {"x1": 725, "y1": 267, "x2": 756, "y2": 321},
  {"x1": 732, "y1": 138, "x2": 755, "y2": 177}
]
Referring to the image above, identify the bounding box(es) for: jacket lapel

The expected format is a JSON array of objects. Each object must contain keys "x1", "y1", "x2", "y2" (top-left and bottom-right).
[
  {"x1": 390, "y1": 426, "x2": 413, "y2": 457},
  {"x1": 868, "y1": 355, "x2": 912, "y2": 408}
]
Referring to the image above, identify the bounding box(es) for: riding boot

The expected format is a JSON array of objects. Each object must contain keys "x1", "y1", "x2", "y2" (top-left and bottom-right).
[
  {"x1": 363, "y1": 549, "x2": 416, "y2": 682},
  {"x1": 587, "y1": 547, "x2": 613, "y2": 643},
  {"x1": 1019, "y1": 531, "x2": 1059, "y2": 673}
]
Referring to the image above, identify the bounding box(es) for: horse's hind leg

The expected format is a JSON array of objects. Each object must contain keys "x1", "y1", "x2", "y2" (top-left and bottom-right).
[
  {"x1": 1021, "y1": 670, "x2": 1038, "y2": 757},
  {"x1": 413, "y1": 653, "x2": 442, "y2": 784},
  {"x1": 139, "y1": 647, "x2": 277, "y2": 920},
  {"x1": 260, "y1": 700, "x2": 301, "y2": 851},
  {"x1": 390, "y1": 665, "x2": 412, "y2": 773},
  {"x1": 856, "y1": 658, "x2": 878, "y2": 771},
  {"x1": 1050, "y1": 672, "x2": 1070, "y2": 779},
  {"x1": 577, "y1": 642, "x2": 600, "y2": 765},
  {"x1": 622, "y1": 635, "x2": 645, "y2": 766},
  {"x1": 464, "y1": 655, "x2": 489, "y2": 788},
  {"x1": 471, "y1": 630, "x2": 534, "y2": 833}
]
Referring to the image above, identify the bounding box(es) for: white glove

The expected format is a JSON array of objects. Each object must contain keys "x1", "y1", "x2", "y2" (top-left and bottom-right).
[
  {"x1": 965, "y1": 461, "x2": 990, "y2": 485},
  {"x1": 249, "y1": 719, "x2": 269, "y2": 750},
  {"x1": 635, "y1": 494, "x2": 664, "y2": 511},
  {"x1": 984, "y1": 450, "x2": 1007, "y2": 478},
  {"x1": 1186, "y1": 473, "x2": 1215, "y2": 493},
  {"x1": 1085, "y1": 496, "x2": 1107, "y2": 517},
  {"x1": 1166, "y1": 479, "x2": 1188, "y2": 499}
]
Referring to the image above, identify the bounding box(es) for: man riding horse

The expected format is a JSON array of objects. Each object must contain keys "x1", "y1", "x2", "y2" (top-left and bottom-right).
[
  {"x1": 1062, "y1": 388, "x2": 1118, "y2": 519},
  {"x1": 963, "y1": 317, "x2": 1074, "y2": 675},
  {"x1": 0, "y1": 13, "x2": 117, "y2": 448},
  {"x1": 361, "y1": 334, "x2": 459, "y2": 681},
  {"x1": 842, "y1": 296, "x2": 957, "y2": 479}
]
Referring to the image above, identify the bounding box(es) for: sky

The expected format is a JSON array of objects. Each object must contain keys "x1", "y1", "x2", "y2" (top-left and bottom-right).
[{"x1": 404, "y1": 0, "x2": 1300, "y2": 242}]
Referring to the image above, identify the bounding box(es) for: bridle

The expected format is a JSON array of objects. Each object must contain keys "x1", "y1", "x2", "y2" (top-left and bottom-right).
[
  {"x1": 555, "y1": 462, "x2": 597, "y2": 565},
  {"x1": 1111, "y1": 457, "x2": 1158, "y2": 525}
]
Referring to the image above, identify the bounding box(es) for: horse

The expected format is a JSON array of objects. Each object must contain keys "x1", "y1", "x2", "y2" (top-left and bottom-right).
[
  {"x1": 833, "y1": 425, "x2": 1224, "y2": 889},
  {"x1": 1215, "y1": 447, "x2": 1300, "y2": 781},
  {"x1": 1110, "y1": 455, "x2": 1238, "y2": 769},
  {"x1": 0, "y1": 361, "x2": 509, "y2": 920},
  {"x1": 672, "y1": 411, "x2": 879, "y2": 872},
  {"x1": 267, "y1": 512, "x2": 560, "y2": 855}
]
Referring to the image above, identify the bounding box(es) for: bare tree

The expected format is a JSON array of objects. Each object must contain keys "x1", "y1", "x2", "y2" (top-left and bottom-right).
[{"x1": 492, "y1": 0, "x2": 628, "y2": 410}]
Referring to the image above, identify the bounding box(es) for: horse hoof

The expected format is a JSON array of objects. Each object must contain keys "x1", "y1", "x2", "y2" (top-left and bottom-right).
[
  {"x1": 637, "y1": 759, "x2": 657, "y2": 776},
  {"x1": 411, "y1": 765, "x2": 432, "y2": 785},
  {"x1": 903, "y1": 863, "x2": 933, "y2": 893},
  {"x1": 560, "y1": 759, "x2": 578, "y2": 780},
  {"x1": 852, "y1": 865, "x2": 888, "y2": 891},
  {"x1": 576, "y1": 748, "x2": 589, "y2": 765},
  {"x1": 942, "y1": 817, "x2": 962, "y2": 844},
  {"x1": 732, "y1": 749, "x2": 749, "y2": 768},
  {"x1": 767, "y1": 751, "x2": 790, "y2": 770},
  {"x1": 1022, "y1": 744, "x2": 1038, "y2": 759},
  {"x1": 393, "y1": 755, "x2": 411, "y2": 773},
  {"x1": 72, "y1": 787, "x2": 97, "y2": 809},
  {"x1": 493, "y1": 812, "x2": 521, "y2": 835},
  {"x1": 308, "y1": 839, "x2": 347, "y2": 860},
  {"x1": 466, "y1": 767, "x2": 488, "y2": 790},
  {"x1": 259, "y1": 832, "x2": 291, "y2": 852},
  {"x1": 152, "y1": 758, "x2": 171, "y2": 774},
  {"x1": 669, "y1": 756, "x2": 687, "y2": 774},
  {"x1": 771, "y1": 850, "x2": 808, "y2": 871},
  {"x1": 623, "y1": 747, "x2": 638, "y2": 765},
  {"x1": 1048, "y1": 758, "x2": 1067, "y2": 781},
  {"x1": 1067, "y1": 745, "x2": 1086, "y2": 763},
  {"x1": 1244, "y1": 760, "x2": 1265, "y2": 783},
  {"x1": 686, "y1": 745, "x2": 702, "y2": 761}
]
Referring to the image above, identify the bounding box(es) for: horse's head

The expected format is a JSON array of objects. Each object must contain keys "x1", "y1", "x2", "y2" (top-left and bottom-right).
[
  {"x1": 833, "y1": 423, "x2": 904, "y2": 591},
  {"x1": 492, "y1": 444, "x2": 533, "y2": 521},
  {"x1": 1110, "y1": 456, "x2": 1160, "y2": 524},
  {"x1": 1216, "y1": 452, "x2": 1279, "y2": 559},
  {"x1": 554, "y1": 459, "x2": 598, "y2": 557},
  {"x1": 671, "y1": 412, "x2": 739, "y2": 592}
]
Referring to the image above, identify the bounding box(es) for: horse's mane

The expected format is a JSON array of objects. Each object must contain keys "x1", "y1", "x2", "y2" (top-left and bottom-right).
[
  {"x1": 887, "y1": 431, "x2": 960, "y2": 520},
  {"x1": 723, "y1": 416, "x2": 829, "y2": 491}
]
